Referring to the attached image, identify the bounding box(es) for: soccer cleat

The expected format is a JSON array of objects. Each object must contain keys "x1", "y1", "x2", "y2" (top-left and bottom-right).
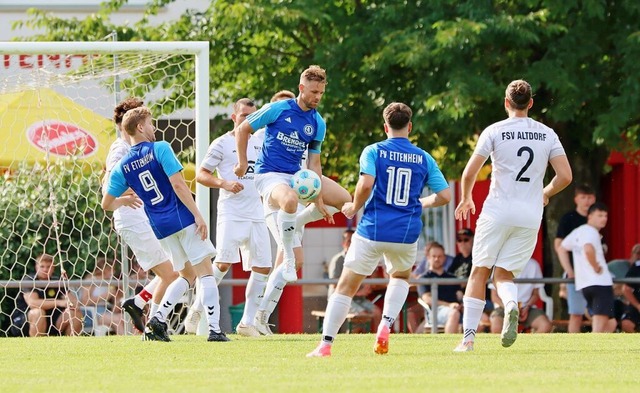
[
  {"x1": 122, "y1": 297, "x2": 146, "y2": 332},
  {"x1": 373, "y1": 324, "x2": 390, "y2": 355},
  {"x1": 236, "y1": 323, "x2": 261, "y2": 337},
  {"x1": 184, "y1": 308, "x2": 202, "y2": 335},
  {"x1": 453, "y1": 341, "x2": 474, "y2": 352},
  {"x1": 147, "y1": 316, "x2": 171, "y2": 342},
  {"x1": 208, "y1": 330, "x2": 231, "y2": 342},
  {"x1": 254, "y1": 310, "x2": 274, "y2": 336},
  {"x1": 306, "y1": 344, "x2": 331, "y2": 358},
  {"x1": 501, "y1": 302, "x2": 519, "y2": 348},
  {"x1": 143, "y1": 327, "x2": 162, "y2": 341},
  {"x1": 282, "y1": 258, "x2": 298, "y2": 282}
]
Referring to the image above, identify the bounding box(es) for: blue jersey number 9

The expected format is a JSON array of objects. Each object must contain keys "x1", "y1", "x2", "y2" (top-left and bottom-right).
[
  {"x1": 139, "y1": 170, "x2": 164, "y2": 205},
  {"x1": 385, "y1": 166, "x2": 412, "y2": 206}
]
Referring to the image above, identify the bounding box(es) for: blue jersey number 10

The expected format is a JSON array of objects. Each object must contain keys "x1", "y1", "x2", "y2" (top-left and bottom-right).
[
  {"x1": 139, "y1": 170, "x2": 164, "y2": 205},
  {"x1": 385, "y1": 166, "x2": 412, "y2": 206}
]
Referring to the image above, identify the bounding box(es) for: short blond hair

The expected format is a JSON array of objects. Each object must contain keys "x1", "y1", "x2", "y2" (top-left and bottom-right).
[
  {"x1": 270, "y1": 90, "x2": 296, "y2": 102},
  {"x1": 122, "y1": 106, "x2": 152, "y2": 136},
  {"x1": 300, "y1": 65, "x2": 327, "y2": 84}
]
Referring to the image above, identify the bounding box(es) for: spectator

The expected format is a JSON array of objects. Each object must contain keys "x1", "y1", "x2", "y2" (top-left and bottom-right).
[
  {"x1": 417, "y1": 242, "x2": 463, "y2": 333},
  {"x1": 554, "y1": 184, "x2": 596, "y2": 333},
  {"x1": 490, "y1": 259, "x2": 552, "y2": 334},
  {"x1": 448, "y1": 228, "x2": 474, "y2": 279},
  {"x1": 620, "y1": 244, "x2": 640, "y2": 333},
  {"x1": 560, "y1": 202, "x2": 617, "y2": 333},
  {"x1": 11, "y1": 253, "x2": 82, "y2": 337},
  {"x1": 412, "y1": 241, "x2": 454, "y2": 279},
  {"x1": 328, "y1": 229, "x2": 382, "y2": 332},
  {"x1": 79, "y1": 257, "x2": 125, "y2": 335}
]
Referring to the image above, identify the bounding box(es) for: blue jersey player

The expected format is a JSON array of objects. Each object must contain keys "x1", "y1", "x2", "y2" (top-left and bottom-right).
[
  {"x1": 101, "y1": 106, "x2": 229, "y2": 342},
  {"x1": 234, "y1": 65, "x2": 351, "y2": 285},
  {"x1": 308, "y1": 102, "x2": 451, "y2": 357}
]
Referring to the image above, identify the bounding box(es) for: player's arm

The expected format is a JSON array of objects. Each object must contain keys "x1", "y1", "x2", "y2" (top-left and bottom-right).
[
  {"x1": 543, "y1": 155, "x2": 572, "y2": 206},
  {"x1": 100, "y1": 169, "x2": 142, "y2": 211},
  {"x1": 421, "y1": 188, "x2": 451, "y2": 209},
  {"x1": 306, "y1": 151, "x2": 332, "y2": 224},
  {"x1": 342, "y1": 173, "x2": 374, "y2": 220},
  {"x1": 233, "y1": 120, "x2": 255, "y2": 177},
  {"x1": 168, "y1": 172, "x2": 208, "y2": 240},
  {"x1": 196, "y1": 167, "x2": 244, "y2": 194},
  {"x1": 583, "y1": 243, "x2": 603, "y2": 274},
  {"x1": 24, "y1": 290, "x2": 65, "y2": 310},
  {"x1": 455, "y1": 154, "x2": 487, "y2": 220}
]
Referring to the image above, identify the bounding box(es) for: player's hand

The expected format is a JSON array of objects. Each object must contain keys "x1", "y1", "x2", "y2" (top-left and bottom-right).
[
  {"x1": 120, "y1": 194, "x2": 143, "y2": 209},
  {"x1": 342, "y1": 202, "x2": 357, "y2": 219},
  {"x1": 313, "y1": 197, "x2": 334, "y2": 225},
  {"x1": 224, "y1": 181, "x2": 244, "y2": 194},
  {"x1": 233, "y1": 162, "x2": 248, "y2": 177},
  {"x1": 454, "y1": 199, "x2": 475, "y2": 220},
  {"x1": 543, "y1": 193, "x2": 550, "y2": 207},
  {"x1": 519, "y1": 305, "x2": 530, "y2": 322},
  {"x1": 194, "y1": 216, "x2": 208, "y2": 241}
]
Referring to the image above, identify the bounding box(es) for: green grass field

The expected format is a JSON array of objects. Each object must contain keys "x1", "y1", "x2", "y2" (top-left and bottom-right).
[{"x1": 1, "y1": 333, "x2": 638, "y2": 392}]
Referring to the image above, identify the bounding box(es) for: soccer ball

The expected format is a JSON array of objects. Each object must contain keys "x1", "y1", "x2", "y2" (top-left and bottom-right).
[{"x1": 290, "y1": 169, "x2": 322, "y2": 202}]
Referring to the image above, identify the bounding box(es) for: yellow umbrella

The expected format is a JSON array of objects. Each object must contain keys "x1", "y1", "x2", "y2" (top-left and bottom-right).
[{"x1": 0, "y1": 88, "x2": 114, "y2": 169}]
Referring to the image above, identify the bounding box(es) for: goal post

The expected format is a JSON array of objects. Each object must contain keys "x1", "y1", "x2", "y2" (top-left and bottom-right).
[{"x1": 0, "y1": 41, "x2": 210, "y2": 336}]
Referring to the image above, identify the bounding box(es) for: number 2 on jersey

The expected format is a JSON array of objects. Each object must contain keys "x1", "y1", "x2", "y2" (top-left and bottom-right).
[
  {"x1": 386, "y1": 166, "x2": 412, "y2": 206},
  {"x1": 139, "y1": 170, "x2": 164, "y2": 205},
  {"x1": 516, "y1": 146, "x2": 534, "y2": 182}
]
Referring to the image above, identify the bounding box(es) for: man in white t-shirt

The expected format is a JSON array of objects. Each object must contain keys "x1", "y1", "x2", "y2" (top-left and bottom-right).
[
  {"x1": 183, "y1": 98, "x2": 272, "y2": 337},
  {"x1": 453, "y1": 80, "x2": 572, "y2": 352},
  {"x1": 559, "y1": 202, "x2": 616, "y2": 333},
  {"x1": 104, "y1": 98, "x2": 178, "y2": 333}
]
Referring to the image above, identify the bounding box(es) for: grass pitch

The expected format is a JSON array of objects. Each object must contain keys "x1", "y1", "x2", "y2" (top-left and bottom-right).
[{"x1": 1, "y1": 333, "x2": 638, "y2": 392}]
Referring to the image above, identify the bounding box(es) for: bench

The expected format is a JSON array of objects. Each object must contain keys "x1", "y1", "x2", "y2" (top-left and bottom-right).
[{"x1": 311, "y1": 310, "x2": 374, "y2": 333}]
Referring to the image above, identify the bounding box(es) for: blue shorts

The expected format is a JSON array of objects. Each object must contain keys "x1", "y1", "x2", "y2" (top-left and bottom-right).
[{"x1": 566, "y1": 282, "x2": 587, "y2": 315}]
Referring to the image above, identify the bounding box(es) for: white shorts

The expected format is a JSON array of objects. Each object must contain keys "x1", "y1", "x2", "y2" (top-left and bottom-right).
[
  {"x1": 159, "y1": 223, "x2": 216, "y2": 271},
  {"x1": 472, "y1": 216, "x2": 538, "y2": 277},
  {"x1": 215, "y1": 220, "x2": 272, "y2": 271},
  {"x1": 344, "y1": 233, "x2": 417, "y2": 276},
  {"x1": 255, "y1": 172, "x2": 293, "y2": 215},
  {"x1": 117, "y1": 222, "x2": 170, "y2": 272},
  {"x1": 435, "y1": 305, "x2": 454, "y2": 326}
]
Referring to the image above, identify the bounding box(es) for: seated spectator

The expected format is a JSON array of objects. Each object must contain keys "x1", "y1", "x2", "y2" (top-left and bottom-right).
[
  {"x1": 417, "y1": 242, "x2": 463, "y2": 333},
  {"x1": 327, "y1": 229, "x2": 382, "y2": 332},
  {"x1": 489, "y1": 258, "x2": 552, "y2": 334},
  {"x1": 79, "y1": 257, "x2": 125, "y2": 335},
  {"x1": 11, "y1": 253, "x2": 82, "y2": 337},
  {"x1": 620, "y1": 244, "x2": 640, "y2": 333},
  {"x1": 412, "y1": 241, "x2": 454, "y2": 279}
]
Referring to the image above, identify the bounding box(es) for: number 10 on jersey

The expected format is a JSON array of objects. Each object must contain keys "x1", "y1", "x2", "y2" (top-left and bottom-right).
[{"x1": 386, "y1": 166, "x2": 412, "y2": 206}]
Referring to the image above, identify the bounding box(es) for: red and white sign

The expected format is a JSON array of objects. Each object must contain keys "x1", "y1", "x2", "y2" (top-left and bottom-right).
[{"x1": 26, "y1": 120, "x2": 98, "y2": 157}]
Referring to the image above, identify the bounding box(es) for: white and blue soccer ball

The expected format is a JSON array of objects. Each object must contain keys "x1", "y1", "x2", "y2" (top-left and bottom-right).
[{"x1": 290, "y1": 169, "x2": 322, "y2": 202}]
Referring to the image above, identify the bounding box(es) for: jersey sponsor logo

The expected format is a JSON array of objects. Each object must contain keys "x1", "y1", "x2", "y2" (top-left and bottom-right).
[
  {"x1": 303, "y1": 124, "x2": 314, "y2": 136},
  {"x1": 276, "y1": 131, "x2": 306, "y2": 150},
  {"x1": 26, "y1": 120, "x2": 98, "y2": 157}
]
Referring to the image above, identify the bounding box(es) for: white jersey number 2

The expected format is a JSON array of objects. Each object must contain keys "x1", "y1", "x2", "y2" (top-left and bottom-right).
[
  {"x1": 515, "y1": 146, "x2": 534, "y2": 183},
  {"x1": 139, "y1": 170, "x2": 164, "y2": 205},
  {"x1": 386, "y1": 166, "x2": 412, "y2": 206}
]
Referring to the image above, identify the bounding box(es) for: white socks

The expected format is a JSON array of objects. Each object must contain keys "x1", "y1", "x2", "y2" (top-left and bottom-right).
[
  {"x1": 296, "y1": 204, "x2": 340, "y2": 228},
  {"x1": 381, "y1": 278, "x2": 410, "y2": 329},
  {"x1": 155, "y1": 276, "x2": 190, "y2": 323},
  {"x1": 278, "y1": 211, "x2": 297, "y2": 261},
  {"x1": 321, "y1": 293, "x2": 352, "y2": 344},
  {"x1": 134, "y1": 275, "x2": 160, "y2": 308},
  {"x1": 496, "y1": 281, "x2": 518, "y2": 310},
  {"x1": 242, "y1": 271, "x2": 269, "y2": 325},
  {"x1": 462, "y1": 296, "x2": 486, "y2": 343},
  {"x1": 200, "y1": 275, "x2": 221, "y2": 332},
  {"x1": 258, "y1": 263, "x2": 288, "y2": 317}
]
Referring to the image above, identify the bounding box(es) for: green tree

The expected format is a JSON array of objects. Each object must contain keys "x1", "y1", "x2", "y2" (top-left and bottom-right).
[{"x1": 15, "y1": 0, "x2": 640, "y2": 264}]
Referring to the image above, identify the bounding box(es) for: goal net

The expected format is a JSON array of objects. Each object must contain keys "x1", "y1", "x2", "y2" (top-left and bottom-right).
[{"x1": 0, "y1": 41, "x2": 209, "y2": 337}]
